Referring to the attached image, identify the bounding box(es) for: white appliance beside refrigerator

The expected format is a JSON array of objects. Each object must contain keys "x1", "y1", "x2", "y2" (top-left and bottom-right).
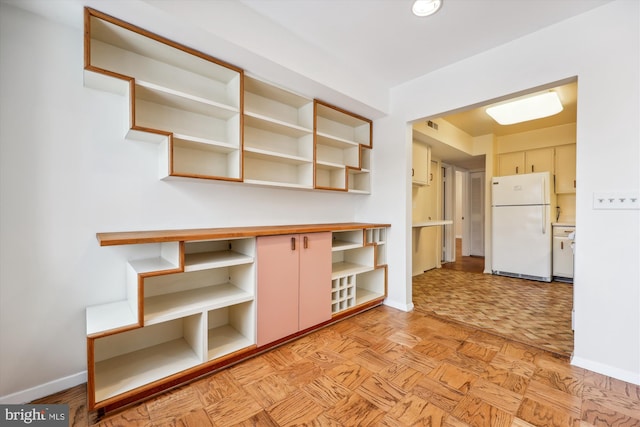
[{"x1": 491, "y1": 172, "x2": 555, "y2": 282}]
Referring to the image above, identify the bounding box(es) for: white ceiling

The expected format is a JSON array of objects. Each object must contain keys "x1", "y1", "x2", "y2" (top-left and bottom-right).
[
  {"x1": 239, "y1": 0, "x2": 611, "y2": 88},
  {"x1": 237, "y1": 0, "x2": 599, "y2": 168}
]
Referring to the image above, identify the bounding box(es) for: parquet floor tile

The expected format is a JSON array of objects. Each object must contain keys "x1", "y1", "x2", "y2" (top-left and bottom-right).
[{"x1": 32, "y1": 255, "x2": 640, "y2": 426}]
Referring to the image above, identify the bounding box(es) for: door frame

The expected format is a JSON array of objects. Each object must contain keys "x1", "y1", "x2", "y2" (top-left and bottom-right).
[{"x1": 441, "y1": 163, "x2": 454, "y2": 263}]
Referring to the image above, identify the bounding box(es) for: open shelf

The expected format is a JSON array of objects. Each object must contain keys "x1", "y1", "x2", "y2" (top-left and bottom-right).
[
  {"x1": 332, "y1": 230, "x2": 364, "y2": 251},
  {"x1": 331, "y1": 262, "x2": 373, "y2": 278},
  {"x1": 93, "y1": 315, "x2": 203, "y2": 403},
  {"x1": 171, "y1": 136, "x2": 242, "y2": 180},
  {"x1": 244, "y1": 155, "x2": 313, "y2": 188},
  {"x1": 144, "y1": 282, "x2": 253, "y2": 325},
  {"x1": 85, "y1": 8, "x2": 242, "y2": 182},
  {"x1": 355, "y1": 268, "x2": 386, "y2": 305},
  {"x1": 244, "y1": 76, "x2": 313, "y2": 130},
  {"x1": 134, "y1": 83, "x2": 240, "y2": 146},
  {"x1": 88, "y1": 12, "x2": 240, "y2": 109},
  {"x1": 315, "y1": 101, "x2": 372, "y2": 148},
  {"x1": 207, "y1": 302, "x2": 255, "y2": 360},
  {"x1": 184, "y1": 250, "x2": 253, "y2": 272},
  {"x1": 315, "y1": 134, "x2": 360, "y2": 168},
  {"x1": 243, "y1": 76, "x2": 314, "y2": 189},
  {"x1": 86, "y1": 301, "x2": 137, "y2": 337}
]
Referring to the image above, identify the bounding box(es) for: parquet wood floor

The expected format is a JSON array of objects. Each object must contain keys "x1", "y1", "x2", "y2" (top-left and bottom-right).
[
  {"x1": 32, "y1": 261, "x2": 639, "y2": 426},
  {"x1": 436, "y1": 238, "x2": 572, "y2": 356},
  {"x1": 413, "y1": 269, "x2": 574, "y2": 357}
]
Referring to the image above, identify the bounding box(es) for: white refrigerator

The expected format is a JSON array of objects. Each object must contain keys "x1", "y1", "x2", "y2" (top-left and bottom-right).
[{"x1": 491, "y1": 172, "x2": 554, "y2": 282}]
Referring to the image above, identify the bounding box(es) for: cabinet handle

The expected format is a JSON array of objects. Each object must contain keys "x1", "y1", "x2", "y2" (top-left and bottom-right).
[
  {"x1": 516, "y1": 166, "x2": 519, "y2": 174},
  {"x1": 531, "y1": 165, "x2": 535, "y2": 173},
  {"x1": 303, "y1": 236, "x2": 308, "y2": 249},
  {"x1": 430, "y1": 173, "x2": 433, "y2": 181},
  {"x1": 561, "y1": 241, "x2": 564, "y2": 250},
  {"x1": 412, "y1": 168, "x2": 414, "y2": 177},
  {"x1": 574, "y1": 180, "x2": 576, "y2": 188},
  {"x1": 291, "y1": 237, "x2": 296, "y2": 251}
]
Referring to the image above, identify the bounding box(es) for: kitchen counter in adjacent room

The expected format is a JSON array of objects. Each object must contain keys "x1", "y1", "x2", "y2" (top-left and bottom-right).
[{"x1": 412, "y1": 220, "x2": 453, "y2": 228}]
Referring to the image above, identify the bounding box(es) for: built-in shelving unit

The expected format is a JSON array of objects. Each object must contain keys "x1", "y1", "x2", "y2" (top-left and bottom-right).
[
  {"x1": 84, "y1": 8, "x2": 243, "y2": 181},
  {"x1": 315, "y1": 101, "x2": 372, "y2": 193},
  {"x1": 330, "y1": 227, "x2": 387, "y2": 314},
  {"x1": 88, "y1": 237, "x2": 256, "y2": 408},
  {"x1": 84, "y1": 8, "x2": 377, "y2": 194},
  {"x1": 89, "y1": 223, "x2": 388, "y2": 412},
  {"x1": 243, "y1": 76, "x2": 314, "y2": 188}
]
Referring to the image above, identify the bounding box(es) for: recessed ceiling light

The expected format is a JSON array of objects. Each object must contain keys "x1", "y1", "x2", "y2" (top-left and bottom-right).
[
  {"x1": 486, "y1": 91, "x2": 564, "y2": 125},
  {"x1": 412, "y1": 0, "x2": 442, "y2": 17}
]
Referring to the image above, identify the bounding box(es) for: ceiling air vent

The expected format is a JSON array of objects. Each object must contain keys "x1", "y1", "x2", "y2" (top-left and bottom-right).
[{"x1": 427, "y1": 120, "x2": 438, "y2": 130}]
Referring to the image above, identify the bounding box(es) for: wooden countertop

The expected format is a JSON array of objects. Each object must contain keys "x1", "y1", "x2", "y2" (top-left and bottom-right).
[
  {"x1": 97, "y1": 222, "x2": 391, "y2": 246},
  {"x1": 412, "y1": 220, "x2": 453, "y2": 228}
]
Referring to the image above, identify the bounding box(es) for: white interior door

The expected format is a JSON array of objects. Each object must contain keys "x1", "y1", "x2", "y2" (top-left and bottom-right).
[{"x1": 469, "y1": 171, "x2": 485, "y2": 256}]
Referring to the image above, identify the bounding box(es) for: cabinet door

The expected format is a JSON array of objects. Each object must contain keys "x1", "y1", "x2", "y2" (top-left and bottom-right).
[
  {"x1": 257, "y1": 235, "x2": 300, "y2": 346},
  {"x1": 412, "y1": 141, "x2": 430, "y2": 185},
  {"x1": 555, "y1": 144, "x2": 576, "y2": 194},
  {"x1": 525, "y1": 147, "x2": 554, "y2": 174},
  {"x1": 299, "y1": 232, "x2": 332, "y2": 330},
  {"x1": 498, "y1": 152, "x2": 525, "y2": 176},
  {"x1": 553, "y1": 237, "x2": 574, "y2": 278}
]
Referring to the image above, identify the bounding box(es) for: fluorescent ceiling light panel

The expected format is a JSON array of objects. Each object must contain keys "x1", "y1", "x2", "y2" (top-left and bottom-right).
[
  {"x1": 486, "y1": 92, "x2": 563, "y2": 125},
  {"x1": 413, "y1": 0, "x2": 442, "y2": 17}
]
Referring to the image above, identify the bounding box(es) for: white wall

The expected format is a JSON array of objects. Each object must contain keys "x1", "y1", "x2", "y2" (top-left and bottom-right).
[
  {"x1": 0, "y1": 2, "x2": 389, "y2": 401},
  {"x1": 388, "y1": 0, "x2": 639, "y2": 384}
]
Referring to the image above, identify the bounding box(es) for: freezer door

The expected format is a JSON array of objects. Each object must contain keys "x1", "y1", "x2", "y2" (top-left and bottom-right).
[
  {"x1": 492, "y1": 205, "x2": 552, "y2": 281},
  {"x1": 492, "y1": 172, "x2": 550, "y2": 206}
]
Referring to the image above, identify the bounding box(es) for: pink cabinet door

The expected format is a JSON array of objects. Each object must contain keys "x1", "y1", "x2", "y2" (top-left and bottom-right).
[
  {"x1": 256, "y1": 234, "x2": 300, "y2": 347},
  {"x1": 299, "y1": 232, "x2": 332, "y2": 330}
]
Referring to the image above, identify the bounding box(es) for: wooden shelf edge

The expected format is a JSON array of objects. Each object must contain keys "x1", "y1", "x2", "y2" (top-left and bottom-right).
[{"x1": 96, "y1": 223, "x2": 391, "y2": 246}]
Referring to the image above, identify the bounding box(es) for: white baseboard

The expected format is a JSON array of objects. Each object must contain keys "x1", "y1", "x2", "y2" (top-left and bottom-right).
[
  {"x1": 383, "y1": 299, "x2": 414, "y2": 312},
  {"x1": 0, "y1": 371, "x2": 87, "y2": 404},
  {"x1": 571, "y1": 355, "x2": 640, "y2": 386}
]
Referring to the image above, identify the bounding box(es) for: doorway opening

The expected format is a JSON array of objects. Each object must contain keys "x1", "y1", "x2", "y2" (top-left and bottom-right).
[{"x1": 410, "y1": 77, "x2": 577, "y2": 356}]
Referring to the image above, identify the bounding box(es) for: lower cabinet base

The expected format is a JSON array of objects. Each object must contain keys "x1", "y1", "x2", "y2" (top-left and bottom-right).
[{"x1": 91, "y1": 297, "x2": 385, "y2": 414}]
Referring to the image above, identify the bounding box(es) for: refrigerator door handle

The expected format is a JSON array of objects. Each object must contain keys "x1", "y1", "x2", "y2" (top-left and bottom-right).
[{"x1": 542, "y1": 205, "x2": 546, "y2": 234}]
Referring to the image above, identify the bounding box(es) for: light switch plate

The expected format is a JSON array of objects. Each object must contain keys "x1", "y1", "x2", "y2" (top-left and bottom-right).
[{"x1": 593, "y1": 191, "x2": 640, "y2": 210}]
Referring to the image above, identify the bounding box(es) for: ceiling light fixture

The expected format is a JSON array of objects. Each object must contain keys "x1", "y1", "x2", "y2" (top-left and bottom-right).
[
  {"x1": 486, "y1": 91, "x2": 564, "y2": 125},
  {"x1": 412, "y1": 0, "x2": 442, "y2": 17}
]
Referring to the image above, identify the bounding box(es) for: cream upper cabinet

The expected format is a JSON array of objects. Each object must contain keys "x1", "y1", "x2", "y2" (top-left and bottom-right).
[
  {"x1": 498, "y1": 147, "x2": 554, "y2": 176},
  {"x1": 498, "y1": 151, "x2": 525, "y2": 176},
  {"x1": 525, "y1": 147, "x2": 555, "y2": 174},
  {"x1": 412, "y1": 141, "x2": 431, "y2": 185},
  {"x1": 555, "y1": 144, "x2": 576, "y2": 194}
]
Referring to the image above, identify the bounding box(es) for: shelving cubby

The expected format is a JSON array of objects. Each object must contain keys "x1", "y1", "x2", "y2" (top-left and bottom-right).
[
  {"x1": 143, "y1": 238, "x2": 255, "y2": 326},
  {"x1": 86, "y1": 241, "x2": 181, "y2": 337},
  {"x1": 243, "y1": 76, "x2": 314, "y2": 188},
  {"x1": 331, "y1": 275, "x2": 356, "y2": 314},
  {"x1": 347, "y1": 147, "x2": 372, "y2": 194},
  {"x1": 92, "y1": 314, "x2": 204, "y2": 404},
  {"x1": 332, "y1": 230, "x2": 364, "y2": 251},
  {"x1": 207, "y1": 301, "x2": 255, "y2": 360},
  {"x1": 330, "y1": 227, "x2": 387, "y2": 315},
  {"x1": 354, "y1": 268, "x2": 386, "y2": 306},
  {"x1": 314, "y1": 101, "x2": 372, "y2": 192},
  {"x1": 84, "y1": 8, "x2": 243, "y2": 181}
]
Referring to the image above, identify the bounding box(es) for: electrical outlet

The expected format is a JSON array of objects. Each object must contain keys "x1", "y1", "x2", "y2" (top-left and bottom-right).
[{"x1": 593, "y1": 191, "x2": 640, "y2": 210}]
